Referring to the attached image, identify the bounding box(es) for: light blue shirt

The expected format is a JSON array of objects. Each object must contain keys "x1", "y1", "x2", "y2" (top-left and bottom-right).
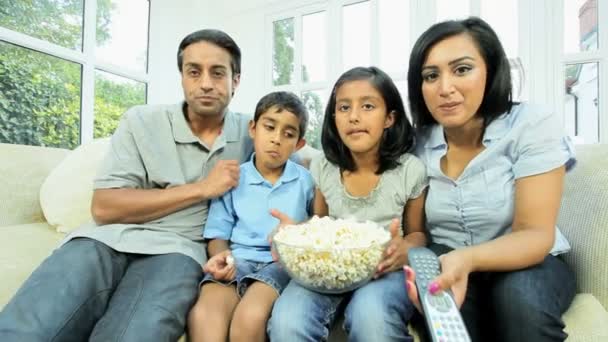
[
  {"x1": 203, "y1": 156, "x2": 314, "y2": 262},
  {"x1": 415, "y1": 103, "x2": 576, "y2": 254}
]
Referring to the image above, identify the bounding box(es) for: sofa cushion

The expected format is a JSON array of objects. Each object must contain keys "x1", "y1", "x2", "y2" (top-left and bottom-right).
[
  {"x1": 40, "y1": 138, "x2": 110, "y2": 233},
  {"x1": 562, "y1": 293, "x2": 608, "y2": 341},
  {"x1": 557, "y1": 144, "x2": 608, "y2": 309},
  {"x1": 0, "y1": 144, "x2": 69, "y2": 226},
  {"x1": 0, "y1": 223, "x2": 65, "y2": 308}
]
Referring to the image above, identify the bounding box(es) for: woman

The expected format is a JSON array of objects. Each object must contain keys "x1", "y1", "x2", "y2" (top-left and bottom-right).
[{"x1": 404, "y1": 17, "x2": 576, "y2": 341}]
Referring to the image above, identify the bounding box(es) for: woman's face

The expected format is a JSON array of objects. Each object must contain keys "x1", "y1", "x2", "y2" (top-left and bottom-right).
[{"x1": 421, "y1": 33, "x2": 487, "y2": 130}]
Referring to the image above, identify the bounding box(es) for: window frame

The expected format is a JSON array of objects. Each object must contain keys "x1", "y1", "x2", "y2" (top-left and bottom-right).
[{"x1": 0, "y1": 0, "x2": 150, "y2": 145}]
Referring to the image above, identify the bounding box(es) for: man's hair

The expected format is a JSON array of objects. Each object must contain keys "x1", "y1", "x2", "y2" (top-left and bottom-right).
[
  {"x1": 407, "y1": 16, "x2": 513, "y2": 132},
  {"x1": 321, "y1": 66, "x2": 414, "y2": 174},
  {"x1": 177, "y1": 29, "x2": 241, "y2": 75},
  {"x1": 254, "y1": 91, "x2": 309, "y2": 139}
]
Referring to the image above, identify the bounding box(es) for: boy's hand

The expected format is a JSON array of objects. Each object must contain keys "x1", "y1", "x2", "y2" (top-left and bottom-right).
[
  {"x1": 203, "y1": 250, "x2": 236, "y2": 281},
  {"x1": 268, "y1": 209, "x2": 297, "y2": 261},
  {"x1": 374, "y1": 218, "x2": 409, "y2": 278}
]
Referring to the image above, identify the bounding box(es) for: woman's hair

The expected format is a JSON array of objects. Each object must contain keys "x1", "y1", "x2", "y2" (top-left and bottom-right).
[
  {"x1": 407, "y1": 16, "x2": 513, "y2": 131},
  {"x1": 321, "y1": 66, "x2": 414, "y2": 174}
]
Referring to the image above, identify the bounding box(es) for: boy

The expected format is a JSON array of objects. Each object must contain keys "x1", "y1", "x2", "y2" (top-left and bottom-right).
[{"x1": 187, "y1": 91, "x2": 313, "y2": 342}]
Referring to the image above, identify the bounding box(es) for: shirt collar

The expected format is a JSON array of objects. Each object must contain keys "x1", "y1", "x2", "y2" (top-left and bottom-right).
[
  {"x1": 482, "y1": 107, "x2": 516, "y2": 144},
  {"x1": 171, "y1": 102, "x2": 242, "y2": 144},
  {"x1": 424, "y1": 124, "x2": 447, "y2": 149},
  {"x1": 244, "y1": 153, "x2": 300, "y2": 185}
]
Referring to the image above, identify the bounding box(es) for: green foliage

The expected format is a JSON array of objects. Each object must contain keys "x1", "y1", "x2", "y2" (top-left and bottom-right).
[
  {"x1": 272, "y1": 19, "x2": 294, "y2": 86},
  {"x1": 0, "y1": 0, "x2": 145, "y2": 149}
]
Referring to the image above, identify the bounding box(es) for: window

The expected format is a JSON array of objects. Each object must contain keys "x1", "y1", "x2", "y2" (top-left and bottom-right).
[
  {"x1": 342, "y1": 1, "x2": 371, "y2": 71},
  {"x1": 0, "y1": 0, "x2": 149, "y2": 148},
  {"x1": 562, "y1": 0, "x2": 602, "y2": 144}
]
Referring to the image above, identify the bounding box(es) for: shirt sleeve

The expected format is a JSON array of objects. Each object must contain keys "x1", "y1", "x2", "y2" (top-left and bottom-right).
[
  {"x1": 513, "y1": 107, "x2": 576, "y2": 179},
  {"x1": 403, "y1": 154, "x2": 429, "y2": 199},
  {"x1": 93, "y1": 108, "x2": 147, "y2": 189},
  {"x1": 203, "y1": 191, "x2": 236, "y2": 240}
]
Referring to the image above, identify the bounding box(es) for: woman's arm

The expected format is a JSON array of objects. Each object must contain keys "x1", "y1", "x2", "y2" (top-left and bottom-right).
[
  {"x1": 403, "y1": 189, "x2": 428, "y2": 248},
  {"x1": 465, "y1": 165, "x2": 565, "y2": 272},
  {"x1": 312, "y1": 188, "x2": 329, "y2": 217}
]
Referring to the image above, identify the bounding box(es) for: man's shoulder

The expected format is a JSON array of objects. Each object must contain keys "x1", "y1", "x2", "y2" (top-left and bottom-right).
[{"x1": 122, "y1": 103, "x2": 181, "y2": 124}]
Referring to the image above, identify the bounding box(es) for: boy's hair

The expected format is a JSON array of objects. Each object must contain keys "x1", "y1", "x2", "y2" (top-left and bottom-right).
[
  {"x1": 407, "y1": 16, "x2": 513, "y2": 132},
  {"x1": 254, "y1": 91, "x2": 309, "y2": 139},
  {"x1": 177, "y1": 29, "x2": 241, "y2": 76},
  {"x1": 321, "y1": 66, "x2": 414, "y2": 174}
]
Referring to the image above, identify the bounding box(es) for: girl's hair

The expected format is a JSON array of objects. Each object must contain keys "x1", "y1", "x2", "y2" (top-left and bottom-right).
[
  {"x1": 407, "y1": 16, "x2": 513, "y2": 132},
  {"x1": 321, "y1": 66, "x2": 414, "y2": 174}
]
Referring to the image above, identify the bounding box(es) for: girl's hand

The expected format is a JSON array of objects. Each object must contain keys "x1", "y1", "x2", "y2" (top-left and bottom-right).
[
  {"x1": 403, "y1": 249, "x2": 474, "y2": 312},
  {"x1": 268, "y1": 209, "x2": 296, "y2": 261},
  {"x1": 375, "y1": 219, "x2": 408, "y2": 277},
  {"x1": 203, "y1": 250, "x2": 236, "y2": 281}
]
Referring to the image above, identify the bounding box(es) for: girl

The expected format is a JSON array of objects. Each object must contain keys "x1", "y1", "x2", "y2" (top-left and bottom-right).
[{"x1": 269, "y1": 66, "x2": 428, "y2": 342}]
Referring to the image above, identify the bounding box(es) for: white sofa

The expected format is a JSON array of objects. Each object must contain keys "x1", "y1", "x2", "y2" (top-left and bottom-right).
[{"x1": 1, "y1": 142, "x2": 607, "y2": 341}]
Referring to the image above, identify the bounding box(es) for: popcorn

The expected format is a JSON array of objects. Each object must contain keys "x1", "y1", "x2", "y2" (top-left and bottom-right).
[
  {"x1": 226, "y1": 255, "x2": 235, "y2": 266},
  {"x1": 273, "y1": 216, "x2": 391, "y2": 293}
]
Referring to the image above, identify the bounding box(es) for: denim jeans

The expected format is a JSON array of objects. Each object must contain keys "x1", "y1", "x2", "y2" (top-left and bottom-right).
[
  {"x1": 201, "y1": 259, "x2": 290, "y2": 297},
  {"x1": 268, "y1": 271, "x2": 415, "y2": 342},
  {"x1": 429, "y1": 243, "x2": 576, "y2": 342},
  {"x1": 0, "y1": 238, "x2": 202, "y2": 342}
]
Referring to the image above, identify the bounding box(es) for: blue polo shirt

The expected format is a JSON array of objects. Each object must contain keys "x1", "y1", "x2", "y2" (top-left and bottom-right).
[
  {"x1": 415, "y1": 103, "x2": 575, "y2": 255},
  {"x1": 203, "y1": 156, "x2": 314, "y2": 262}
]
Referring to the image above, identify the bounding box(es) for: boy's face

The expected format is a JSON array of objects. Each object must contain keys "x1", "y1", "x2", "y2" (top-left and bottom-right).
[{"x1": 249, "y1": 106, "x2": 305, "y2": 173}]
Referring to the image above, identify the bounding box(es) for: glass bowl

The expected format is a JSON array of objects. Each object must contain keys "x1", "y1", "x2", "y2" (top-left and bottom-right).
[{"x1": 272, "y1": 216, "x2": 391, "y2": 294}]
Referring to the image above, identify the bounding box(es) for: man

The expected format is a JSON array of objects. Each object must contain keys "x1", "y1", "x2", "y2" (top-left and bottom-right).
[{"x1": 0, "y1": 29, "x2": 252, "y2": 341}]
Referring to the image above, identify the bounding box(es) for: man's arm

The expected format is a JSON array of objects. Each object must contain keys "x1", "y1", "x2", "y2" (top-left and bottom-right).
[{"x1": 91, "y1": 160, "x2": 240, "y2": 225}]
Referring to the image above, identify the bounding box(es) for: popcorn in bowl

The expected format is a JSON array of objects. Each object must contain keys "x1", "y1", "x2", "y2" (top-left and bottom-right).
[{"x1": 273, "y1": 216, "x2": 391, "y2": 294}]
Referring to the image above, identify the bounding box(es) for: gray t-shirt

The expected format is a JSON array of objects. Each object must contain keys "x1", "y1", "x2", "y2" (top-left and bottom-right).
[
  {"x1": 310, "y1": 153, "x2": 428, "y2": 231},
  {"x1": 64, "y1": 103, "x2": 253, "y2": 265}
]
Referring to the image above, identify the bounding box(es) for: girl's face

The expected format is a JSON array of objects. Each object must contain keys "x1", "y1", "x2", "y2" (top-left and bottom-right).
[
  {"x1": 334, "y1": 80, "x2": 395, "y2": 156},
  {"x1": 421, "y1": 33, "x2": 487, "y2": 130}
]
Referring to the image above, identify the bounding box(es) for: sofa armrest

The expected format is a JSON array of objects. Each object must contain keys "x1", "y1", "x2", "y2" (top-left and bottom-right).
[
  {"x1": 0, "y1": 143, "x2": 69, "y2": 226},
  {"x1": 557, "y1": 144, "x2": 608, "y2": 311}
]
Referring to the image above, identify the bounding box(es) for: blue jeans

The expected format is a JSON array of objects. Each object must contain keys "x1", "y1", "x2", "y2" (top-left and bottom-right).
[
  {"x1": 0, "y1": 238, "x2": 202, "y2": 342},
  {"x1": 201, "y1": 259, "x2": 290, "y2": 296},
  {"x1": 429, "y1": 243, "x2": 576, "y2": 342},
  {"x1": 268, "y1": 271, "x2": 415, "y2": 342}
]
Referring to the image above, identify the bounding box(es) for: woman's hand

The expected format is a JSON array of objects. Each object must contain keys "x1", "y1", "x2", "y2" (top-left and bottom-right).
[
  {"x1": 375, "y1": 219, "x2": 409, "y2": 277},
  {"x1": 404, "y1": 248, "x2": 474, "y2": 311},
  {"x1": 203, "y1": 250, "x2": 236, "y2": 281}
]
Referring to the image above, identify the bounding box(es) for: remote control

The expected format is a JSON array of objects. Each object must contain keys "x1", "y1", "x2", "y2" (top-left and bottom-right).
[{"x1": 408, "y1": 247, "x2": 471, "y2": 342}]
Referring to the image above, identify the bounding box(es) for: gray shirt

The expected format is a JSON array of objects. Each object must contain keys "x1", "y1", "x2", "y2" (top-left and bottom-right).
[
  {"x1": 64, "y1": 103, "x2": 253, "y2": 265},
  {"x1": 310, "y1": 153, "x2": 428, "y2": 231}
]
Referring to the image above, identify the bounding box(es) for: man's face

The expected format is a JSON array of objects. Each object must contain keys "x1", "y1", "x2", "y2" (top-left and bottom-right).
[{"x1": 180, "y1": 41, "x2": 240, "y2": 118}]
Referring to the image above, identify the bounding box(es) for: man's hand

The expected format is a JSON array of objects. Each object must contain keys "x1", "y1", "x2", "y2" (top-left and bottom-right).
[
  {"x1": 203, "y1": 250, "x2": 236, "y2": 281},
  {"x1": 198, "y1": 160, "x2": 240, "y2": 200}
]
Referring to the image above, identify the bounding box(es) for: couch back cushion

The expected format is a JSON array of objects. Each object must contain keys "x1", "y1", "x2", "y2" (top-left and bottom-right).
[
  {"x1": 0, "y1": 143, "x2": 69, "y2": 226},
  {"x1": 558, "y1": 144, "x2": 608, "y2": 309},
  {"x1": 40, "y1": 138, "x2": 110, "y2": 233}
]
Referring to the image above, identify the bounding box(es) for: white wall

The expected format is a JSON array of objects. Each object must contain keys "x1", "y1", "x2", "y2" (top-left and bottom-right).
[{"x1": 147, "y1": 0, "x2": 213, "y2": 105}]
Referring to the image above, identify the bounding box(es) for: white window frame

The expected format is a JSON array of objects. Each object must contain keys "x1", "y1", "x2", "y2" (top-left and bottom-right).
[
  {"x1": 0, "y1": 0, "x2": 150, "y2": 145},
  {"x1": 264, "y1": 0, "x2": 607, "y2": 143}
]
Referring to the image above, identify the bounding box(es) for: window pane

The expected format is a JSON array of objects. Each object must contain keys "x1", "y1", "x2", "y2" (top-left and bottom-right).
[
  {"x1": 564, "y1": 62, "x2": 599, "y2": 144},
  {"x1": 273, "y1": 18, "x2": 295, "y2": 86},
  {"x1": 0, "y1": 41, "x2": 81, "y2": 148},
  {"x1": 342, "y1": 1, "x2": 371, "y2": 71},
  {"x1": 96, "y1": 0, "x2": 149, "y2": 72},
  {"x1": 302, "y1": 11, "x2": 327, "y2": 83},
  {"x1": 379, "y1": 0, "x2": 410, "y2": 73},
  {"x1": 564, "y1": 0, "x2": 598, "y2": 53},
  {"x1": 94, "y1": 70, "x2": 146, "y2": 138},
  {"x1": 0, "y1": 0, "x2": 84, "y2": 50},
  {"x1": 481, "y1": 0, "x2": 518, "y2": 57},
  {"x1": 301, "y1": 90, "x2": 326, "y2": 149},
  {"x1": 436, "y1": 0, "x2": 470, "y2": 22}
]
